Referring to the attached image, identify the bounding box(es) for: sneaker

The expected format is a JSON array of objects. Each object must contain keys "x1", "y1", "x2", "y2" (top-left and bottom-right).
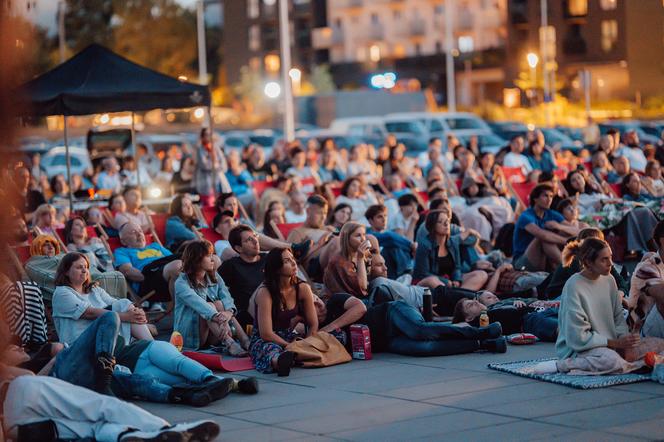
[
  {"x1": 149, "y1": 303, "x2": 166, "y2": 312},
  {"x1": 119, "y1": 427, "x2": 183, "y2": 442},
  {"x1": 478, "y1": 322, "x2": 502, "y2": 340},
  {"x1": 95, "y1": 352, "x2": 116, "y2": 396},
  {"x1": 277, "y1": 351, "x2": 295, "y2": 377},
  {"x1": 236, "y1": 377, "x2": 259, "y2": 394},
  {"x1": 480, "y1": 336, "x2": 507, "y2": 353},
  {"x1": 167, "y1": 420, "x2": 220, "y2": 442},
  {"x1": 170, "y1": 378, "x2": 234, "y2": 407}
]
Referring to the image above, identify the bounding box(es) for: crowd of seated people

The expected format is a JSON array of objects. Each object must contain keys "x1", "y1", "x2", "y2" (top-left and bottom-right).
[{"x1": 3, "y1": 125, "x2": 664, "y2": 436}]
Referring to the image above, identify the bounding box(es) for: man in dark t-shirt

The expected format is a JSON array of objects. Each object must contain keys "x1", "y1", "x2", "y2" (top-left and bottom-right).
[{"x1": 218, "y1": 225, "x2": 267, "y2": 327}]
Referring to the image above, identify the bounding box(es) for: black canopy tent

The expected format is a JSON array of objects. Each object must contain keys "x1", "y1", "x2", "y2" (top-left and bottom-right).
[{"x1": 18, "y1": 44, "x2": 211, "y2": 211}]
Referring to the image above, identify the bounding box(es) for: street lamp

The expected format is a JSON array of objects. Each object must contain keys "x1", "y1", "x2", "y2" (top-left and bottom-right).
[
  {"x1": 526, "y1": 52, "x2": 539, "y2": 69},
  {"x1": 526, "y1": 52, "x2": 539, "y2": 107},
  {"x1": 264, "y1": 82, "x2": 282, "y2": 99},
  {"x1": 289, "y1": 68, "x2": 302, "y2": 96}
]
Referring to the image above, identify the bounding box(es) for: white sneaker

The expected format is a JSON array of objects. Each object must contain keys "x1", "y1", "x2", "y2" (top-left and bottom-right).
[
  {"x1": 120, "y1": 420, "x2": 219, "y2": 442},
  {"x1": 532, "y1": 360, "x2": 559, "y2": 374},
  {"x1": 168, "y1": 420, "x2": 220, "y2": 441},
  {"x1": 148, "y1": 302, "x2": 166, "y2": 312}
]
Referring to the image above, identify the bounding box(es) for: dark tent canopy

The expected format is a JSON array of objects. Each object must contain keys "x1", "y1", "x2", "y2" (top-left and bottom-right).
[{"x1": 18, "y1": 44, "x2": 210, "y2": 117}]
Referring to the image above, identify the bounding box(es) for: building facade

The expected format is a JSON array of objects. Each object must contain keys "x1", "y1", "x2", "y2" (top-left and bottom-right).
[
  {"x1": 505, "y1": 0, "x2": 664, "y2": 102},
  {"x1": 223, "y1": 0, "x2": 328, "y2": 85},
  {"x1": 313, "y1": 0, "x2": 508, "y2": 105}
]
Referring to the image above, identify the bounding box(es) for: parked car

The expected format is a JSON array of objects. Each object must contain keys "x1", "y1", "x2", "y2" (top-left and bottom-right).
[
  {"x1": 386, "y1": 111, "x2": 493, "y2": 142},
  {"x1": 538, "y1": 128, "x2": 582, "y2": 152},
  {"x1": 639, "y1": 121, "x2": 664, "y2": 141},
  {"x1": 456, "y1": 132, "x2": 508, "y2": 155},
  {"x1": 296, "y1": 130, "x2": 367, "y2": 150},
  {"x1": 329, "y1": 116, "x2": 428, "y2": 155},
  {"x1": 599, "y1": 120, "x2": 660, "y2": 145},
  {"x1": 41, "y1": 146, "x2": 92, "y2": 178},
  {"x1": 488, "y1": 121, "x2": 528, "y2": 141},
  {"x1": 555, "y1": 126, "x2": 585, "y2": 144}
]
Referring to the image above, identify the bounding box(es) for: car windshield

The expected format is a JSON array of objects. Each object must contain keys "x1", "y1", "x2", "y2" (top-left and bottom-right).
[
  {"x1": 444, "y1": 117, "x2": 484, "y2": 130},
  {"x1": 248, "y1": 136, "x2": 274, "y2": 147},
  {"x1": 50, "y1": 155, "x2": 82, "y2": 167},
  {"x1": 385, "y1": 121, "x2": 423, "y2": 135},
  {"x1": 224, "y1": 137, "x2": 249, "y2": 148},
  {"x1": 542, "y1": 129, "x2": 571, "y2": 144}
]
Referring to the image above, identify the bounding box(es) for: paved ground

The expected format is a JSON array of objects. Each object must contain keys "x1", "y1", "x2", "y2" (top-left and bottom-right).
[{"x1": 139, "y1": 343, "x2": 664, "y2": 441}]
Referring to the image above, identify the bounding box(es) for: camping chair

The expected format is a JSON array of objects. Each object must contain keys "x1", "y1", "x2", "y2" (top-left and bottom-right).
[
  {"x1": 149, "y1": 213, "x2": 169, "y2": 246},
  {"x1": 199, "y1": 228, "x2": 224, "y2": 244},
  {"x1": 273, "y1": 222, "x2": 304, "y2": 241},
  {"x1": 500, "y1": 166, "x2": 527, "y2": 184},
  {"x1": 510, "y1": 181, "x2": 536, "y2": 210}
]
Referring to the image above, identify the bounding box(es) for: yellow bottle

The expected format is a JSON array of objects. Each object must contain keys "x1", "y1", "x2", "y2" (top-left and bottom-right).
[{"x1": 479, "y1": 312, "x2": 489, "y2": 327}]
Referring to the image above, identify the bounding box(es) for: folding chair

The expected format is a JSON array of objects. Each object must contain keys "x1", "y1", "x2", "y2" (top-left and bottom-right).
[
  {"x1": 150, "y1": 213, "x2": 169, "y2": 246},
  {"x1": 274, "y1": 222, "x2": 304, "y2": 241},
  {"x1": 500, "y1": 166, "x2": 527, "y2": 184},
  {"x1": 510, "y1": 181, "x2": 536, "y2": 210}
]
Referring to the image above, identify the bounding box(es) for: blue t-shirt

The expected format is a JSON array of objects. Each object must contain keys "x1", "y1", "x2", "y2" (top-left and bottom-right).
[
  {"x1": 512, "y1": 207, "x2": 564, "y2": 260},
  {"x1": 114, "y1": 242, "x2": 172, "y2": 272}
]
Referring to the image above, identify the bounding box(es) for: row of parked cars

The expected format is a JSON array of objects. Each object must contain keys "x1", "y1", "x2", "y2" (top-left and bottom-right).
[{"x1": 17, "y1": 115, "x2": 664, "y2": 179}]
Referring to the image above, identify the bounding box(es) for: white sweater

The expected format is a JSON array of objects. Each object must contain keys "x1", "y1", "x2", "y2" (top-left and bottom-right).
[{"x1": 555, "y1": 273, "x2": 629, "y2": 359}]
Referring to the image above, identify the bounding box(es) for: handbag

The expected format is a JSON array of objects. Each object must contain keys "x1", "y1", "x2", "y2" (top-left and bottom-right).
[{"x1": 285, "y1": 331, "x2": 351, "y2": 368}]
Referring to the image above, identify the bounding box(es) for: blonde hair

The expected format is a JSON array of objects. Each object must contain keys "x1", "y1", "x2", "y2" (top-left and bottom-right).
[
  {"x1": 339, "y1": 221, "x2": 364, "y2": 260},
  {"x1": 562, "y1": 237, "x2": 610, "y2": 268},
  {"x1": 34, "y1": 203, "x2": 56, "y2": 224}
]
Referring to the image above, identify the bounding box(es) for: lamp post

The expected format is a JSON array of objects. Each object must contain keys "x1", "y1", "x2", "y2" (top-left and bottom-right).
[
  {"x1": 58, "y1": 0, "x2": 66, "y2": 63},
  {"x1": 289, "y1": 68, "x2": 302, "y2": 96},
  {"x1": 444, "y1": 0, "x2": 456, "y2": 112},
  {"x1": 526, "y1": 52, "x2": 539, "y2": 106},
  {"x1": 278, "y1": 0, "x2": 295, "y2": 142}
]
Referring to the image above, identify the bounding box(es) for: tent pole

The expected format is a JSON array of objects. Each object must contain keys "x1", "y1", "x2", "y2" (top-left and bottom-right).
[
  {"x1": 132, "y1": 111, "x2": 141, "y2": 189},
  {"x1": 64, "y1": 115, "x2": 73, "y2": 214},
  {"x1": 207, "y1": 106, "x2": 214, "y2": 145}
]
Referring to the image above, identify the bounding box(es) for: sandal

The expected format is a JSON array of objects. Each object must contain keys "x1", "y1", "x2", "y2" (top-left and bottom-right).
[{"x1": 226, "y1": 341, "x2": 248, "y2": 357}]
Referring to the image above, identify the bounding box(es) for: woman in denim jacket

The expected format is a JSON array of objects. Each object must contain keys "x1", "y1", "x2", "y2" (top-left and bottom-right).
[
  {"x1": 414, "y1": 210, "x2": 488, "y2": 290},
  {"x1": 173, "y1": 240, "x2": 250, "y2": 355}
]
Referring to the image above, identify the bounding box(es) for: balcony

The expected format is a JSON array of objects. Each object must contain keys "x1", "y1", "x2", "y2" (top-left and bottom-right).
[
  {"x1": 345, "y1": 0, "x2": 363, "y2": 9},
  {"x1": 410, "y1": 19, "x2": 426, "y2": 38},
  {"x1": 366, "y1": 23, "x2": 385, "y2": 42},
  {"x1": 457, "y1": 10, "x2": 473, "y2": 30},
  {"x1": 312, "y1": 27, "x2": 344, "y2": 49}
]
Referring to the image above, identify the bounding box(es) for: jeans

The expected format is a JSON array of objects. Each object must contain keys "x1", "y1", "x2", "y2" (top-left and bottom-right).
[
  {"x1": 523, "y1": 308, "x2": 559, "y2": 342},
  {"x1": 51, "y1": 311, "x2": 120, "y2": 390},
  {"x1": 381, "y1": 246, "x2": 412, "y2": 279},
  {"x1": 112, "y1": 372, "x2": 172, "y2": 403},
  {"x1": 385, "y1": 301, "x2": 480, "y2": 356},
  {"x1": 134, "y1": 341, "x2": 214, "y2": 385}
]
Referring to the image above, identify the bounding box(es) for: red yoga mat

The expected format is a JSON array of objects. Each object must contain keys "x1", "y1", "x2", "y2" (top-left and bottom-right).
[{"x1": 183, "y1": 351, "x2": 254, "y2": 372}]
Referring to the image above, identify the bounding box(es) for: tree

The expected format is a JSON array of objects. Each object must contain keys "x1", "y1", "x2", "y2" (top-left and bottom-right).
[
  {"x1": 310, "y1": 64, "x2": 336, "y2": 95},
  {"x1": 64, "y1": 0, "x2": 115, "y2": 52},
  {"x1": 112, "y1": 0, "x2": 197, "y2": 79},
  {"x1": 233, "y1": 65, "x2": 263, "y2": 114}
]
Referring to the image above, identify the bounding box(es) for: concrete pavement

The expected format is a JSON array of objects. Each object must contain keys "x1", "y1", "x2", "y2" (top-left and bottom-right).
[{"x1": 140, "y1": 343, "x2": 664, "y2": 441}]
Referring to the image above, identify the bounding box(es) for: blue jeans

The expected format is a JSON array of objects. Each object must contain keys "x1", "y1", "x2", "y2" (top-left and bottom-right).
[
  {"x1": 134, "y1": 341, "x2": 214, "y2": 385},
  {"x1": 112, "y1": 372, "x2": 172, "y2": 403},
  {"x1": 523, "y1": 308, "x2": 559, "y2": 342},
  {"x1": 51, "y1": 312, "x2": 120, "y2": 390},
  {"x1": 385, "y1": 301, "x2": 480, "y2": 356}
]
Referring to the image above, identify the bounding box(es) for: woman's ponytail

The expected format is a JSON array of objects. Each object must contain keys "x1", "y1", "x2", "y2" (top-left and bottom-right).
[{"x1": 562, "y1": 239, "x2": 582, "y2": 267}]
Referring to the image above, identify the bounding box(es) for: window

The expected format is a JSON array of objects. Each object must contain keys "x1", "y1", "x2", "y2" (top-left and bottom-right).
[
  {"x1": 247, "y1": 0, "x2": 259, "y2": 18},
  {"x1": 600, "y1": 0, "x2": 617, "y2": 10},
  {"x1": 434, "y1": 5, "x2": 444, "y2": 14},
  {"x1": 567, "y1": 0, "x2": 588, "y2": 16},
  {"x1": 458, "y1": 36, "x2": 474, "y2": 53},
  {"x1": 435, "y1": 41, "x2": 442, "y2": 53},
  {"x1": 444, "y1": 117, "x2": 483, "y2": 130},
  {"x1": 249, "y1": 25, "x2": 260, "y2": 51},
  {"x1": 601, "y1": 20, "x2": 618, "y2": 52},
  {"x1": 371, "y1": 13, "x2": 379, "y2": 24}
]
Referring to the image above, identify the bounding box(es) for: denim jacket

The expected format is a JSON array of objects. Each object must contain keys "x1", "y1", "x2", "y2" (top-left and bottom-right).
[
  {"x1": 173, "y1": 273, "x2": 237, "y2": 349},
  {"x1": 413, "y1": 232, "x2": 479, "y2": 282}
]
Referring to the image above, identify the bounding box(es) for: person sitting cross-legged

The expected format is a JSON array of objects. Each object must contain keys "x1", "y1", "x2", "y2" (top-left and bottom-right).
[{"x1": 174, "y1": 240, "x2": 250, "y2": 356}]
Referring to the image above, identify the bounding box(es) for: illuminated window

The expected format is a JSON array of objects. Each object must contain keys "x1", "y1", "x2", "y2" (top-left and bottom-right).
[
  {"x1": 369, "y1": 44, "x2": 381, "y2": 62},
  {"x1": 567, "y1": 0, "x2": 588, "y2": 16},
  {"x1": 264, "y1": 54, "x2": 280, "y2": 73},
  {"x1": 247, "y1": 0, "x2": 259, "y2": 18},
  {"x1": 601, "y1": 20, "x2": 618, "y2": 52},
  {"x1": 249, "y1": 25, "x2": 260, "y2": 51},
  {"x1": 394, "y1": 44, "x2": 406, "y2": 57},
  {"x1": 458, "y1": 36, "x2": 474, "y2": 53},
  {"x1": 600, "y1": 0, "x2": 617, "y2": 10}
]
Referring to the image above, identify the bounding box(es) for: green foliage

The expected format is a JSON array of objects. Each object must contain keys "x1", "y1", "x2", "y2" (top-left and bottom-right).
[
  {"x1": 112, "y1": 0, "x2": 197, "y2": 79},
  {"x1": 64, "y1": 0, "x2": 115, "y2": 52},
  {"x1": 233, "y1": 66, "x2": 264, "y2": 105},
  {"x1": 310, "y1": 64, "x2": 336, "y2": 95}
]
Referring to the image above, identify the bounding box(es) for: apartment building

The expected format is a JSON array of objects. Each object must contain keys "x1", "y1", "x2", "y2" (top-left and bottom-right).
[
  {"x1": 313, "y1": 0, "x2": 508, "y2": 104},
  {"x1": 505, "y1": 0, "x2": 664, "y2": 102}
]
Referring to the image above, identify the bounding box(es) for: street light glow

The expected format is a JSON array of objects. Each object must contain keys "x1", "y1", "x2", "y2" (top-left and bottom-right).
[
  {"x1": 288, "y1": 68, "x2": 302, "y2": 82},
  {"x1": 264, "y1": 81, "x2": 282, "y2": 98},
  {"x1": 527, "y1": 53, "x2": 539, "y2": 69}
]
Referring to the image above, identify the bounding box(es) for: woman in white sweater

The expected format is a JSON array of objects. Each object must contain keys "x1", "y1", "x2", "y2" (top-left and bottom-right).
[{"x1": 535, "y1": 237, "x2": 641, "y2": 374}]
